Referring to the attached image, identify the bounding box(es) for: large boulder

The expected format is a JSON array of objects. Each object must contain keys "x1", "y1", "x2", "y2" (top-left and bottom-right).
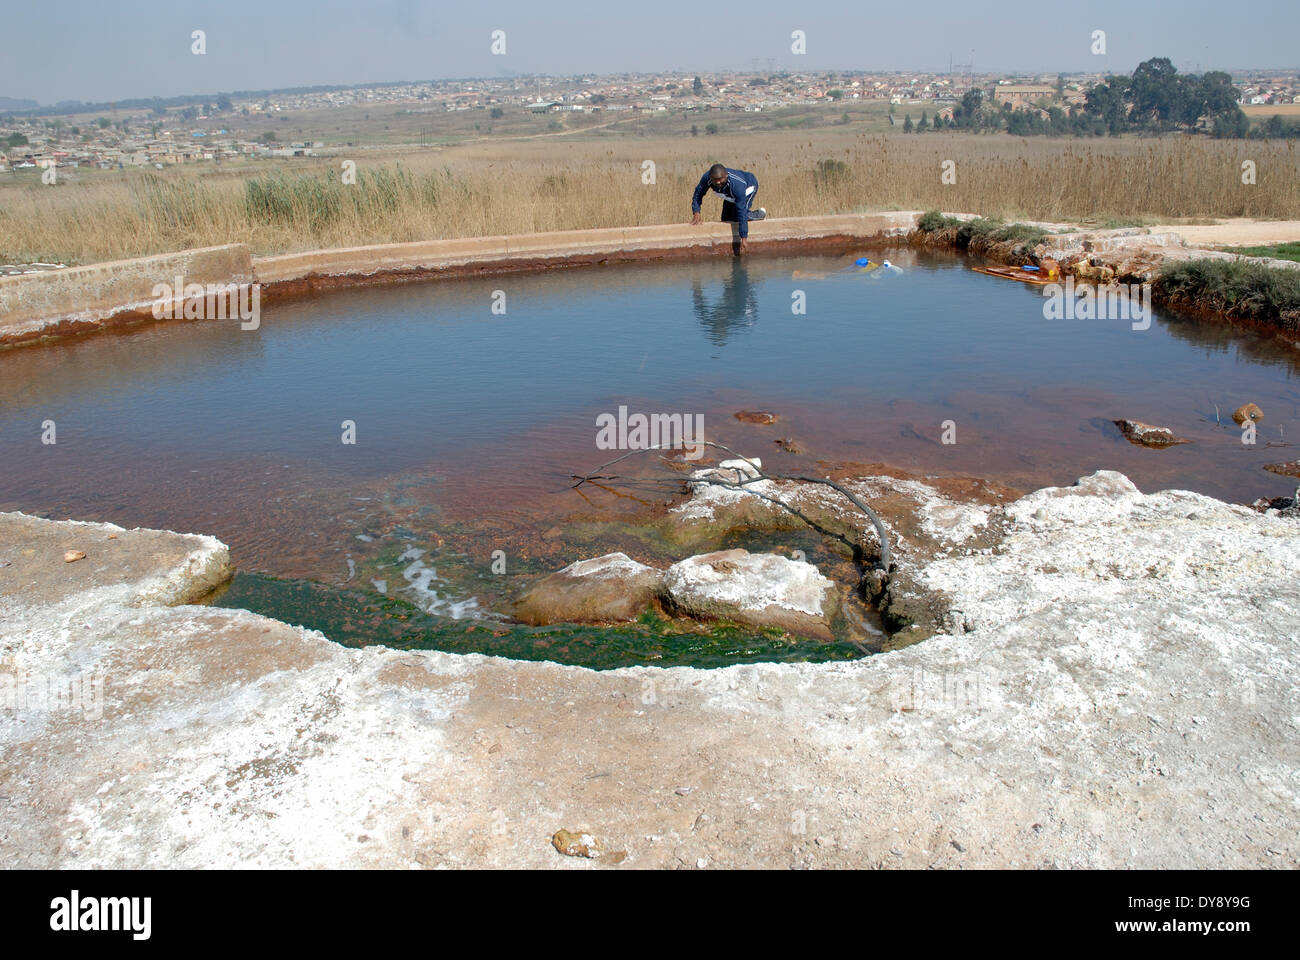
[
  {"x1": 511, "y1": 552, "x2": 663, "y2": 625},
  {"x1": 661, "y1": 549, "x2": 838, "y2": 640}
]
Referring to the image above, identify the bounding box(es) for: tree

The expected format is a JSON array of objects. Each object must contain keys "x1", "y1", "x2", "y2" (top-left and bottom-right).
[
  {"x1": 490, "y1": 107, "x2": 504, "y2": 119},
  {"x1": 1127, "y1": 57, "x2": 1181, "y2": 128},
  {"x1": 261, "y1": 131, "x2": 277, "y2": 143},
  {"x1": 217, "y1": 95, "x2": 233, "y2": 112},
  {"x1": 693, "y1": 76, "x2": 703, "y2": 95},
  {"x1": 705, "y1": 122, "x2": 719, "y2": 135},
  {"x1": 4, "y1": 132, "x2": 28, "y2": 148},
  {"x1": 955, "y1": 88, "x2": 984, "y2": 129},
  {"x1": 903, "y1": 113, "x2": 913, "y2": 132},
  {"x1": 1212, "y1": 109, "x2": 1250, "y2": 139},
  {"x1": 1201, "y1": 71, "x2": 1241, "y2": 118},
  {"x1": 917, "y1": 110, "x2": 929, "y2": 131},
  {"x1": 1056, "y1": 73, "x2": 1066, "y2": 100},
  {"x1": 690, "y1": 124, "x2": 698, "y2": 136},
  {"x1": 97, "y1": 117, "x2": 110, "y2": 128},
  {"x1": 827, "y1": 89, "x2": 844, "y2": 100},
  {"x1": 1085, "y1": 78, "x2": 1129, "y2": 134}
]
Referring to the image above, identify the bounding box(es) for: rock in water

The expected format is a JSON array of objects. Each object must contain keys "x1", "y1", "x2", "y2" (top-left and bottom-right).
[
  {"x1": 695, "y1": 457, "x2": 763, "y2": 482},
  {"x1": 1263, "y1": 460, "x2": 1300, "y2": 479},
  {"x1": 662, "y1": 549, "x2": 838, "y2": 640},
  {"x1": 511, "y1": 552, "x2": 663, "y2": 625},
  {"x1": 63, "y1": 550, "x2": 86, "y2": 563},
  {"x1": 552, "y1": 829, "x2": 603, "y2": 858},
  {"x1": 1113, "y1": 419, "x2": 1189, "y2": 448},
  {"x1": 734, "y1": 411, "x2": 778, "y2": 425},
  {"x1": 1233, "y1": 403, "x2": 1264, "y2": 426}
]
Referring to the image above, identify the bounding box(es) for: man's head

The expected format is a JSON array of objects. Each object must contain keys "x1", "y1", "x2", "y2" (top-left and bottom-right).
[{"x1": 708, "y1": 163, "x2": 728, "y2": 189}]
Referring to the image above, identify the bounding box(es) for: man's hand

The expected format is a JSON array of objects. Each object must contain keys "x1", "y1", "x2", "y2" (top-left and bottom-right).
[{"x1": 691, "y1": 212, "x2": 702, "y2": 226}]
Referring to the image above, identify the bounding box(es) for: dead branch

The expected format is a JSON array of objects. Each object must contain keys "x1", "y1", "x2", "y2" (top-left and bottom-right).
[{"x1": 572, "y1": 440, "x2": 893, "y2": 576}]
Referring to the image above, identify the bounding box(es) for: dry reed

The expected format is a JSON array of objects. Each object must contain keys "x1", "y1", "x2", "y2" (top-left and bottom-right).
[{"x1": 2, "y1": 133, "x2": 1297, "y2": 265}]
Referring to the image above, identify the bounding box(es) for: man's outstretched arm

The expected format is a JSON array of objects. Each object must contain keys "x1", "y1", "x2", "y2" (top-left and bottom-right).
[{"x1": 690, "y1": 173, "x2": 709, "y2": 224}]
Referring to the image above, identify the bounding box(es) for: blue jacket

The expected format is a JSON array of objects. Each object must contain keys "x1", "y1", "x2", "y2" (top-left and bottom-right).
[{"x1": 692, "y1": 167, "x2": 759, "y2": 237}]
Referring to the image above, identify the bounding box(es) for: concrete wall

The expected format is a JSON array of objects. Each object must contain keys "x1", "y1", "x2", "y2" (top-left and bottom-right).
[
  {"x1": 0, "y1": 213, "x2": 920, "y2": 349},
  {"x1": 0, "y1": 244, "x2": 253, "y2": 346},
  {"x1": 252, "y1": 213, "x2": 920, "y2": 283}
]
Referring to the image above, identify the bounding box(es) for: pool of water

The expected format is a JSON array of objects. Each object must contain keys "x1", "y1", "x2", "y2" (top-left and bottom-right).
[{"x1": 3, "y1": 248, "x2": 1298, "y2": 664}]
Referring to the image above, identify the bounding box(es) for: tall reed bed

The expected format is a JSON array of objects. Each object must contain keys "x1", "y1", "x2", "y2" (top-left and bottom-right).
[{"x1": 2, "y1": 133, "x2": 1297, "y2": 265}]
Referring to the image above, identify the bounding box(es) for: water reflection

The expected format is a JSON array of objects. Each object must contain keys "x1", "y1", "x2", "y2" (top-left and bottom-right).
[
  {"x1": 1158, "y1": 310, "x2": 1300, "y2": 376},
  {"x1": 0, "y1": 316, "x2": 268, "y2": 412},
  {"x1": 691, "y1": 259, "x2": 758, "y2": 347}
]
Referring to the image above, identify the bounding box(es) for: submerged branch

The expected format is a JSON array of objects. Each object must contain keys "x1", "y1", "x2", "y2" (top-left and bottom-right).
[{"x1": 572, "y1": 440, "x2": 893, "y2": 576}]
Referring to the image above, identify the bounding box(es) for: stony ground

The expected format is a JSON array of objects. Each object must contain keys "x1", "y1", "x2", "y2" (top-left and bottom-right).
[{"x1": 1, "y1": 469, "x2": 1298, "y2": 869}]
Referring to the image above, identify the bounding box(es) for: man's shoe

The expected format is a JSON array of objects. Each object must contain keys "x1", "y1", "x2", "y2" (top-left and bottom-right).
[{"x1": 753, "y1": 208, "x2": 767, "y2": 220}]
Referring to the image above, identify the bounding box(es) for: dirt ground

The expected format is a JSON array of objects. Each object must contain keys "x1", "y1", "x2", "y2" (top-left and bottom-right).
[{"x1": 1147, "y1": 218, "x2": 1300, "y2": 248}]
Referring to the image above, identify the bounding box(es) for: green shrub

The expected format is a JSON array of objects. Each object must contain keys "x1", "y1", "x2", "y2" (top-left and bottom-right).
[
  {"x1": 988, "y1": 221, "x2": 1051, "y2": 248},
  {"x1": 1156, "y1": 258, "x2": 1300, "y2": 328},
  {"x1": 917, "y1": 209, "x2": 960, "y2": 232},
  {"x1": 952, "y1": 217, "x2": 1048, "y2": 253}
]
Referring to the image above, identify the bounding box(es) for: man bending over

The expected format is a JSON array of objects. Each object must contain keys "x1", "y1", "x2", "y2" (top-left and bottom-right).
[{"x1": 691, "y1": 162, "x2": 767, "y2": 253}]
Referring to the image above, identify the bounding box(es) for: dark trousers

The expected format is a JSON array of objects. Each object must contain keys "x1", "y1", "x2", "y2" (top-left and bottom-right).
[{"x1": 720, "y1": 188, "x2": 761, "y2": 223}]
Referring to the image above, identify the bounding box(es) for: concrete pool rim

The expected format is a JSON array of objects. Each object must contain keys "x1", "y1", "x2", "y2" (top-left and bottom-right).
[
  {"x1": 8, "y1": 209, "x2": 1296, "y2": 352},
  {"x1": 0, "y1": 212, "x2": 918, "y2": 350}
]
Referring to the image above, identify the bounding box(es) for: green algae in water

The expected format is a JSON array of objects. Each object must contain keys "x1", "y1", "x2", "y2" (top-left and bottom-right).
[{"x1": 209, "y1": 571, "x2": 867, "y2": 670}]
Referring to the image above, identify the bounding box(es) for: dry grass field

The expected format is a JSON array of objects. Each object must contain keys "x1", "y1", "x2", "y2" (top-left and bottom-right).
[
  {"x1": 3, "y1": 129, "x2": 1298, "y2": 265},
  {"x1": 1242, "y1": 103, "x2": 1300, "y2": 117}
]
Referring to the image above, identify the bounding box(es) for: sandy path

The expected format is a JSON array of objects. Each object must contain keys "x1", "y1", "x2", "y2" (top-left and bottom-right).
[{"x1": 1146, "y1": 218, "x2": 1300, "y2": 248}]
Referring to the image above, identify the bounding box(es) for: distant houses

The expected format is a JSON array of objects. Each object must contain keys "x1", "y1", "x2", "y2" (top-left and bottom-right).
[
  {"x1": 991, "y1": 84, "x2": 1058, "y2": 109},
  {"x1": 2, "y1": 67, "x2": 1298, "y2": 170}
]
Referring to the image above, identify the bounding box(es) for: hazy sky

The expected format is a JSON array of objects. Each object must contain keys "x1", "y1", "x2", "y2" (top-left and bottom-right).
[{"x1": 2, "y1": 0, "x2": 1294, "y2": 105}]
